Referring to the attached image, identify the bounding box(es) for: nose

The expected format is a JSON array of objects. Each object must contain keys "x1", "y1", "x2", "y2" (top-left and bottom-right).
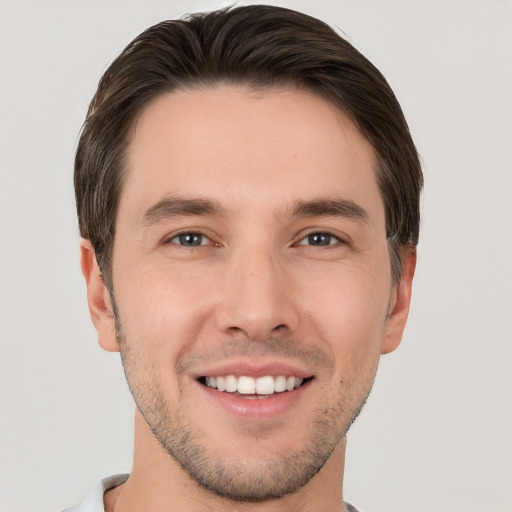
[{"x1": 215, "y1": 245, "x2": 299, "y2": 341}]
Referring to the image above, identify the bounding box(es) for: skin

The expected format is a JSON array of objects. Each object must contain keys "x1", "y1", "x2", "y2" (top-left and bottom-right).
[{"x1": 81, "y1": 86, "x2": 415, "y2": 511}]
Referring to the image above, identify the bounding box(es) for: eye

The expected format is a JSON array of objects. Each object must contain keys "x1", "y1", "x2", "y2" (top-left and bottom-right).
[
  {"x1": 168, "y1": 232, "x2": 210, "y2": 247},
  {"x1": 297, "y1": 232, "x2": 342, "y2": 247}
]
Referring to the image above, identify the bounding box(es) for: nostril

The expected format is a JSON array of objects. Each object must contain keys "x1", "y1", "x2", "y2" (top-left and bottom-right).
[
  {"x1": 227, "y1": 326, "x2": 245, "y2": 335},
  {"x1": 273, "y1": 324, "x2": 287, "y2": 331}
]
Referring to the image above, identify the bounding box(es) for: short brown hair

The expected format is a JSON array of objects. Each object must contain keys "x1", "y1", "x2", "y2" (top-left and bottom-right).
[{"x1": 75, "y1": 5, "x2": 422, "y2": 288}]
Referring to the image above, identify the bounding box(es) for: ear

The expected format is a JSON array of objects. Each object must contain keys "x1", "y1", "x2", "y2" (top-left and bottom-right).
[
  {"x1": 80, "y1": 239, "x2": 120, "y2": 352},
  {"x1": 381, "y1": 248, "x2": 417, "y2": 355}
]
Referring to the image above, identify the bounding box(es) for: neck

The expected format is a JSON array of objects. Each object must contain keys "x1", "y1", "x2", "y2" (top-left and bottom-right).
[{"x1": 106, "y1": 410, "x2": 348, "y2": 512}]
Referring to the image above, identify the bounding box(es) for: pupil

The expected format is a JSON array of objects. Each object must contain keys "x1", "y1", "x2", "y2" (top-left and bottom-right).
[
  {"x1": 309, "y1": 233, "x2": 330, "y2": 246},
  {"x1": 180, "y1": 233, "x2": 201, "y2": 246}
]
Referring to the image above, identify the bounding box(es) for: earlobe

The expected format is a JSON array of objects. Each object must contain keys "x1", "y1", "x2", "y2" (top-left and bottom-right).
[
  {"x1": 80, "y1": 239, "x2": 120, "y2": 352},
  {"x1": 381, "y1": 248, "x2": 417, "y2": 355}
]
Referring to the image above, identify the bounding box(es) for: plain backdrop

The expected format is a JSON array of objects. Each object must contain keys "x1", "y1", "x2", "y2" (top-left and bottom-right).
[{"x1": 1, "y1": 1, "x2": 511, "y2": 511}]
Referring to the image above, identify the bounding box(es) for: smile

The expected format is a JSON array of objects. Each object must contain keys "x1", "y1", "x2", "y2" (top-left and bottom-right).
[{"x1": 200, "y1": 375, "x2": 311, "y2": 396}]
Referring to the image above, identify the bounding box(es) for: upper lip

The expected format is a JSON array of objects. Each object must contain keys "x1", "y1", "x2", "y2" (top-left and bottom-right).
[{"x1": 190, "y1": 359, "x2": 314, "y2": 380}]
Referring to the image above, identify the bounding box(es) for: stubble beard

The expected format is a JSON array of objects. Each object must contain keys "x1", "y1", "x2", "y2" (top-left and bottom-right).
[{"x1": 115, "y1": 319, "x2": 375, "y2": 503}]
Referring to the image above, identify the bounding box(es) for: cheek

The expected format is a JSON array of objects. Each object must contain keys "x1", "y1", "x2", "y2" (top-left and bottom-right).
[
  {"x1": 114, "y1": 265, "x2": 216, "y2": 362},
  {"x1": 300, "y1": 264, "x2": 391, "y2": 367}
]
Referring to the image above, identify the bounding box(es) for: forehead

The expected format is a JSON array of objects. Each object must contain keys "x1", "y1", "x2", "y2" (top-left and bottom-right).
[{"x1": 121, "y1": 85, "x2": 383, "y2": 223}]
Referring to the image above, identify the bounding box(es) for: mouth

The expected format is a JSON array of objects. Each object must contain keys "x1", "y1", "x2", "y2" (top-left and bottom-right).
[{"x1": 198, "y1": 374, "x2": 314, "y2": 398}]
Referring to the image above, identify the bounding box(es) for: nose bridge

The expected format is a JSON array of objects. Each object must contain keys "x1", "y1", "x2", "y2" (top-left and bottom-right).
[{"x1": 217, "y1": 241, "x2": 297, "y2": 340}]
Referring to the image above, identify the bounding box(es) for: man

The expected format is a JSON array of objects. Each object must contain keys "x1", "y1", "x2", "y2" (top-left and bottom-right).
[{"x1": 66, "y1": 4, "x2": 422, "y2": 511}]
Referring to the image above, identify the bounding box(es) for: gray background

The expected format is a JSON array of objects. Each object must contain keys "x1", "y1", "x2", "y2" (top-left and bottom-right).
[{"x1": 1, "y1": 1, "x2": 511, "y2": 511}]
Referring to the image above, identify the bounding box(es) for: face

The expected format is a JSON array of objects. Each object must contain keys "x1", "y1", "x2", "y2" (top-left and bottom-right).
[{"x1": 83, "y1": 85, "x2": 414, "y2": 502}]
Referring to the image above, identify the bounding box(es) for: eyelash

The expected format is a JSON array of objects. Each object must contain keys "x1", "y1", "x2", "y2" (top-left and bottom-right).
[
  {"x1": 166, "y1": 232, "x2": 213, "y2": 247},
  {"x1": 165, "y1": 230, "x2": 345, "y2": 248},
  {"x1": 295, "y1": 231, "x2": 345, "y2": 247}
]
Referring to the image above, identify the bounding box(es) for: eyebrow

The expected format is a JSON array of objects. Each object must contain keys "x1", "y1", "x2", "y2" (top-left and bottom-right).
[
  {"x1": 289, "y1": 198, "x2": 370, "y2": 224},
  {"x1": 142, "y1": 196, "x2": 227, "y2": 226},
  {"x1": 141, "y1": 195, "x2": 369, "y2": 227}
]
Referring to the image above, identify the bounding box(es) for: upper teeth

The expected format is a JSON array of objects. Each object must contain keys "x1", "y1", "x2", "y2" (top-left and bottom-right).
[{"x1": 205, "y1": 375, "x2": 304, "y2": 395}]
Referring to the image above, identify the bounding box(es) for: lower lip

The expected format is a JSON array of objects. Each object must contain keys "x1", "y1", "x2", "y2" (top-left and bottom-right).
[{"x1": 195, "y1": 379, "x2": 312, "y2": 421}]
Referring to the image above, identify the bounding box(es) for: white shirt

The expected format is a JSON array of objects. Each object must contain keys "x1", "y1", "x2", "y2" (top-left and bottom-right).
[
  {"x1": 62, "y1": 474, "x2": 361, "y2": 511},
  {"x1": 62, "y1": 474, "x2": 129, "y2": 512}
]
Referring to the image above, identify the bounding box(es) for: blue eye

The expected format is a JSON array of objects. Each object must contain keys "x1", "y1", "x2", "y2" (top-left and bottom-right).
[
  {"x1": 298, "y1": 232, "x2": 340, "y2": 246},
  {"x1": 170, "y1": 232, "x2": 209, "y2": 247}
]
